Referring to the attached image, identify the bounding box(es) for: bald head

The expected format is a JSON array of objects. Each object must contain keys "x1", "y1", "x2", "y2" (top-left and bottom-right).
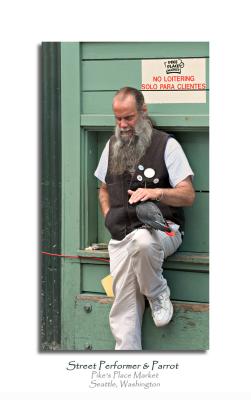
[{"x1": 113, "y1": 87, "x2": 146, "y2": 112}]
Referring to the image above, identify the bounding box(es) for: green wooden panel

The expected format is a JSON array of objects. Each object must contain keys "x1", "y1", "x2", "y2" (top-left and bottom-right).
[
  {"x1": 41, "y1": 42, "x2": 62, "y2": 350},
  {"x1": 81, "y1": 113, "x2": 209, "y2": 128},
  {"x1": 74, "y1": 296, "x2": 114, "y2": 351},
  {"x1": 81, "y1": 263, "x2": 108, "y2": 294},
  {"x1": 81, "y1": 91, "x2": 209, "y2": 118},
  {"x1": 82, "y1": 60, "x2": 140, "y2": 91},
  {"x1": 142, "y1": 301, "x2": 209, "y2": 350},
  {"x1": 174, "y1": 130, "x2": 209, "y2": 191},
  {"x1": 164, "y1": 270, "x2": 208, "y2": 303},
  {"x1": 61, "y1": 259, "x2": 82, "y2": 350},
  {"x1": 73, "y1": 295, "x2": 209, "y2": 350},
  {"x1": 180, "y1": 192, "x2": 208, "y2": 252},
  {"x1": 80, "y1": 259, "x2": 208, "y2": 303},
  {"x1": 81, "y1": 42, "x2": 209, "y2": 60},
  {"x1": 81, "y1": 59, "x2": 209, "y2": 92},
  {"x1": 81, "y1": 129, "x2": 98, "y2": 248},
  {"x1": 61, "y1": 42, "x2": 81, "y2": 255},
  {"x1": 61, "y1": 42, "x2": 82, "y2": 349},
  {"x1": 96, "y1": 131, "x2": 112, "y2": 243}
]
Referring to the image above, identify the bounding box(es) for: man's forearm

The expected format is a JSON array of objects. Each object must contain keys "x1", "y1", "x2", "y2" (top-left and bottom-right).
[
  {"x1": 98, "y1": 185, "x2": 110, "y2": 217},
  {"x1": 157, "y1": 186, "x2": 195, "y2": 207}
]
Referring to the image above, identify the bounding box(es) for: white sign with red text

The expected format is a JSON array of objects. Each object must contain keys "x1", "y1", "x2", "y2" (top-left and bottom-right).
[{"x1": 141, "y1": 58, "x2": 207, "y2": 103}]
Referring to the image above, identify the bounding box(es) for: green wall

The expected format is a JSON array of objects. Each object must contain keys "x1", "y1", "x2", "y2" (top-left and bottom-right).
[{"x1": 43, "y1": 42, "x2": 209, "y2": 350}]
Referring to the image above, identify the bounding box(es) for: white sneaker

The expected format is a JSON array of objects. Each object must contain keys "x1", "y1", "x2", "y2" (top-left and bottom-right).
[{"x1": 148, "y1": 289, "x2": 173, "y2": 327}]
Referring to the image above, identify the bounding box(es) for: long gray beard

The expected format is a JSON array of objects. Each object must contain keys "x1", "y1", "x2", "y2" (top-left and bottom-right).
[{"x1": 110, "y1": 117, "x2": 153, "y2": 175}]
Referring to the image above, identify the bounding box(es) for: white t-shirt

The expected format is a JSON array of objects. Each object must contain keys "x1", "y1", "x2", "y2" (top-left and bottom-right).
[{"x1": 94, "y1": 137, "x2": 194, "y2": 187}]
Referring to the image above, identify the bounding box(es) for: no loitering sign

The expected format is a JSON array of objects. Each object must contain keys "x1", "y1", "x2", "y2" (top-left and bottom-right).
[{"x1": 141, "y1": 58, "x2": 207, "y2": 103}]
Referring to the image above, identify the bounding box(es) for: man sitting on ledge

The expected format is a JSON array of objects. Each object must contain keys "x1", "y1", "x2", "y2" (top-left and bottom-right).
[{"x1": 94, "y1": 86, "x2": 195, "y2": 350}]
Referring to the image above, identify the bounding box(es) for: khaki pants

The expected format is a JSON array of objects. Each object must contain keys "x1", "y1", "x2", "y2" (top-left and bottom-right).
[{"x1": 108, "y1": 228, "x2": 182, "y2": 350}]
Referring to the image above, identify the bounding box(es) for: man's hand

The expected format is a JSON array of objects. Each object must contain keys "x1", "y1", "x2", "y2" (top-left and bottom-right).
[
  {"x1": 128, "y1": 177, "x2": 195, "y2": 207},
  {"x1": 128, "y1": 188, "x2": 162, "y2": 204}
]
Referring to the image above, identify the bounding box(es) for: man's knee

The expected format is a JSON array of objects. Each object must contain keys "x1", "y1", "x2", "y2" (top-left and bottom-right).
[{"x1": 131, "y1": 229, "x2": 159, "y2": 254}]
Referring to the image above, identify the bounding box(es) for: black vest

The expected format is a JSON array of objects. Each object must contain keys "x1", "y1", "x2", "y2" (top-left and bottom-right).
[{"x1": 105, "y1": 129, "x2": 185, "y2": 241}]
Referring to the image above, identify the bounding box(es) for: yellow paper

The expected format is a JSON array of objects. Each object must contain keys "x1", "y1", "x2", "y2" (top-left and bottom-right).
[{"x1": 101, "y1": 274, "x2": 114, "y2": 297}]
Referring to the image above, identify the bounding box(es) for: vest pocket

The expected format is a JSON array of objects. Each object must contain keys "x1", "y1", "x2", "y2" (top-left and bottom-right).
[{"x1": 105, "y1": 207, "x2": 127, "y2": 241}]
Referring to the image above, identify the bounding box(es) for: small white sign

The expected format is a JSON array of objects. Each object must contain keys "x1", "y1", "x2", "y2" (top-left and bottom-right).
[{"x1": 141, "y1": 58, "x2": 207, "y2": 103}]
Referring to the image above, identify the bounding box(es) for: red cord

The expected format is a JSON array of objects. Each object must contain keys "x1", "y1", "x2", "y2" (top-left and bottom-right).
[{"x1": 41, "y1": 251, "x2": 110, "y2": 263}]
